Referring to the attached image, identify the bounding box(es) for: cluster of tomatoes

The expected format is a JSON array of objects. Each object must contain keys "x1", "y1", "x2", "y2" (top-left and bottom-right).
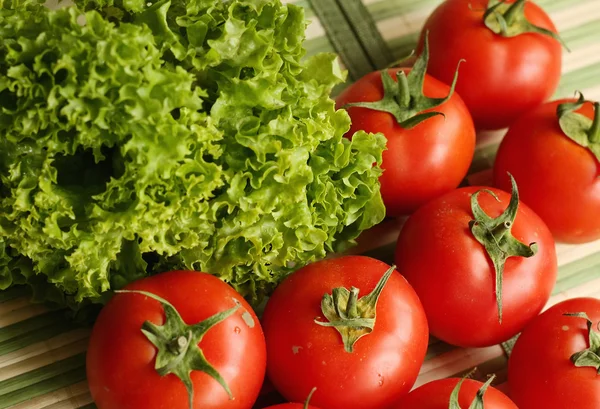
[{"x1": 84, "y1": 0, "x2": 600, "y2": 409}]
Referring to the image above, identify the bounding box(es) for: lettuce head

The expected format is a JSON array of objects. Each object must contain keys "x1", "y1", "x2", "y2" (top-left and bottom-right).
[{"x1": 0, "y1": 0, "x2": 386, "y2": 308}]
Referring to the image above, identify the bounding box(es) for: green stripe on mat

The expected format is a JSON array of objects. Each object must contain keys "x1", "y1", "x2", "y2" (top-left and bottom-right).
[
  {"x1": 0, "y1": 310, "x2": 69, "y2": 344},
  {"x1": 0, "y1": 353, "x2": 86, "y2": 408},
  {"x1": 561, "y1": 19, "x2": 600, "y2": 49},
  {"x1": 308, "y1": 0, "x2": 375, "y2": 80},
  {"x1": 537, "y1": 0, "x2": 589, "y2": 12},
  {"x1": 367, "y1": 0, "x2": 440, "y2": 23},
  {"x1": 554, "y1": 251, "x2": 600, "y2": 294},
  {"x1": 335, "y1": 0, "x2": 394, "y2": 70},
  {"x1": 557, "y1": 61, "x2": 600, "y2": 97},
  {"x1": 0, "y1": 319, "x2": 80, "y2": 356}
]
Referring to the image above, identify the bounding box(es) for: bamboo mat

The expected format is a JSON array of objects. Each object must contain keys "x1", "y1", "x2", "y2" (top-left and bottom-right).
[{"x1": 2, "y1": 0, "x2": 600, "y2": 408}]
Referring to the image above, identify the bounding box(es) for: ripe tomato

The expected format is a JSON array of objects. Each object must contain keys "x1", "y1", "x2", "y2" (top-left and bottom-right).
[
  {"x1": 418, "y1": 0, "x2": 563, "y2": 130},
  {"x1": 398, "y1": 377, "x2": 518, "y2": 409},
  {"x1": 336, "y1": 40, "x2": 475, "y2": 217},
  {"x1": 395, "y1": 183, "x2": 557, "y2": 347},
  {"x1": 508, "y1": 297, "x2": 600, "y2": 408},
  {"x1": 494, "y1": 98, "x2": 600, "y2": 244},
  {"x1": 86, "y1": 271, "x2": 266, "y2": 409},
  {"x1": 261, "y1": 256, "x2": 429, "y2": 409}
]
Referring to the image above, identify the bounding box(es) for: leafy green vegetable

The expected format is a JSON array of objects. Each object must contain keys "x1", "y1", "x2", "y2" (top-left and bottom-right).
[{"x1": 0, "y1": 0, "x2": 386, "y2": 308}]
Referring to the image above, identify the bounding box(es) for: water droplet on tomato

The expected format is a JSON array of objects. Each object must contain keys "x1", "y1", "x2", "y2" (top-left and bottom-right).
[
  {"x1": 378, "y1": 374, "x2": 384, "y2": 387},
  {"x1": 234, "y1": 326, "x2": 241, "y2": 334}
]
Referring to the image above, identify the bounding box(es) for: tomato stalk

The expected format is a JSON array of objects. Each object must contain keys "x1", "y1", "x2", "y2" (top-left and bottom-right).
[
  {"x1": 483, "y1": 0, "x2": 568, "y2": 49},
  {"x1": 314, "y1": 265, "x2": 395, "y2": 353},
  {"x1": 116, "y1": 289, "x2": 240, "y2": 409},
  {"x1": 564, "y1": 313, "x2": 600, "y2": 373},
  {"x1": 557, "y1": 93, "x2": 600, "y2": 162},
  {"x1": 589, "y1": 102, "x2": 600, "y2": 144},
  {"x1": 469, "y1": 175, "x2": 538, "y2": 323},
  {"x1": 303, "y1": 388, "x2": 317, "y2": 409},
  {"x1": 449, "y1": 375, "x2": 496, "y2": 409},
  {"x1": 343, "y1": 33, "x2": 463, "y2": 129}
]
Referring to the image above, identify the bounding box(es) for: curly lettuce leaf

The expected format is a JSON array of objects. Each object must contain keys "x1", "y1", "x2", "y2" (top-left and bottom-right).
[{"x1": 0, "y1": 0, "x2": 385, "y2": 307}]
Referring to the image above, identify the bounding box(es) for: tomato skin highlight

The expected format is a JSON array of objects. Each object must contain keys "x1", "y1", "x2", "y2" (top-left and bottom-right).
[
  {"x1": 86, "y1": 271, "x2": 266, "y2": 409},
  {"x1": 508, "y1": 297, "x2": 600, "y2": 409},
  {"x1": 261, "y1": 256, "x2": 429, "y2": 409},
  {"x1": 494, "y1": 99, "x2": 600, "y2": 244},
  {"x1": 395, "y1": 186, "x2": 557, "y2": 347},
  {"x1": 336, "y1": 68, "x2": 475, "y2": 217},
  {"x1": 418, "y1": 0, "x2": 562, "y2": 130},
  {"x1": 397, "y1": 378, "x2": 518, "y2": 409}
]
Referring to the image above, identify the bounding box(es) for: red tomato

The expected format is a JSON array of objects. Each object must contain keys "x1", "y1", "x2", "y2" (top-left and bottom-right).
[
  {"x1": 87, "y1": 271, "x2": 266, "y2": 409},
  {"x1": 494, "y1": 99, "x2": 600, "y2": 244},
  {"x1": 398, "y1": 378, "x2": 518, "y2": 409},
  {"x1": 418, "y1": 0, "x2": 563, "y2": 130},
  {"x1": 395, "y1": 185, "x2": 557, "y2": 347},
  {"x1": 261, "y1": 256, "x2": 429, "y2": 409},
  {"x1": 508, "y1": 297, "x2": 600, "y2": 408},
  {"x1": 336, "y1": 68, "x2": 475, "y2": 217}
]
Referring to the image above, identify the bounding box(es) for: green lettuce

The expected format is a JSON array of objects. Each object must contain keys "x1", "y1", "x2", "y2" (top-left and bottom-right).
[{"x1": 0, "y1": 0, "x2": 385, "y2": 308}]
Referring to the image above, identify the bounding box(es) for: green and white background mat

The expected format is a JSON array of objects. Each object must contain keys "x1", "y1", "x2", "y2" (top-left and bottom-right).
[{"x1": 2, "y1": 0, "x2": 600, "y2": 407}]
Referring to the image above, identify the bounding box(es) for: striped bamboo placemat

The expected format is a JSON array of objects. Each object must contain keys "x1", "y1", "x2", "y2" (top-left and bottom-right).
[{"x1": 2, "y1": 0, "x2": 600, "y2": 408}]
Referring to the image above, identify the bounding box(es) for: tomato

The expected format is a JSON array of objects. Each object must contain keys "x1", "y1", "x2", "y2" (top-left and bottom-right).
[
  {"x1": 494, "y1": 98, "x2": 600, "y2": 244},
  {"x1": 395, "y1": 183, "x2": 557, "y2": 347},
  {"x1": 398, "y1": 377, "x2": 518, "y2": 409},
  {"x1": 86, "y1": 271, "x2": 266, "y2": 409},
  {"x1": 508, "y1": 297, "x2": 600, "y2": 408},
  {"x1": 261, "y1": 256, "x2": 429, "y2": 409},
  {"x1": 418, "y1": 0, "x2": 563, "y2": 130},
  {"x1": 336, "y1": 41, "x2": 475, "y2": 217}
]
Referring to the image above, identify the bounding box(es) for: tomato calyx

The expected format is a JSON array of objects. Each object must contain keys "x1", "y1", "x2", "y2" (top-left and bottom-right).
[
  {"x1": 449, "y1": 374, "x2": 496, "y2": 409},
  {"x1": 557, "y1": 92, "x2": 600, "y2": 163},
  {"x1": 469, "y1": 175, "x2": 538, "y2": 323},
  {"x1": 116, "y1": 289, "x2": 241, "y2": 409},
  {"x1": 564, "y1": 312, "x2": 600, "y2": 373},
  {"x1": 314, "y1": 265, "x2": 394, "y2": 353},
  {"x1": 483, "y1": 0, "x2": 568, "y2": 49},
  {"x1": 343, "y1": 33, "x2": 462, "y2": 130}
]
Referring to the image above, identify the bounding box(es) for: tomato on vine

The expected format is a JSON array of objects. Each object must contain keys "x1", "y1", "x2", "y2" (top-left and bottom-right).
[
  {"x1": 418, "y1": 0, "x2": 565, "y2": 130},
  {"x1": 336, "y1": 34, "x2": 475, "y2": 217},
  {"x1": 494, "y1": 94, "x2": 600, "y2": 244},
  {"x1": 398, "y1": 375, "x2": 518, "y2": 409},
  {"x1": 261, "y1": 256, "x2": 428, "y2": 409},
  {"x1": 508, "y1": 297, "x2": 600, "y2": 408},
  {"x1": 86, "y1": 271, "x2": 266, "y2": 409},
  {"x1": 395, "y1": 177, "x2": 557, "y2": 347}
]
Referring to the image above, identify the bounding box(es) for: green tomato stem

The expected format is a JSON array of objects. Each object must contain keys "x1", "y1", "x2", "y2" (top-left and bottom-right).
[
  {"x1": 314, "y1": 266, "x2": 395, "y2": 353},
  {"x1": 469, "y1": 175, "x2": 538, "y2": 323},
  {"x1": 346, "y1": 287, "x2": 360, "y2": 319},
  {"x1": 564, "y1": 313, "x2": 600, "y2": 373},
  {"x1": 342, "y1": 33, "x2": 461, "y2": 129},
  {"x1": 589, "y1": 102, "x2": 600, "y2": 144},
  {"x1": 503, "y1": 0, "x2": 526, "y2": 26}
]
